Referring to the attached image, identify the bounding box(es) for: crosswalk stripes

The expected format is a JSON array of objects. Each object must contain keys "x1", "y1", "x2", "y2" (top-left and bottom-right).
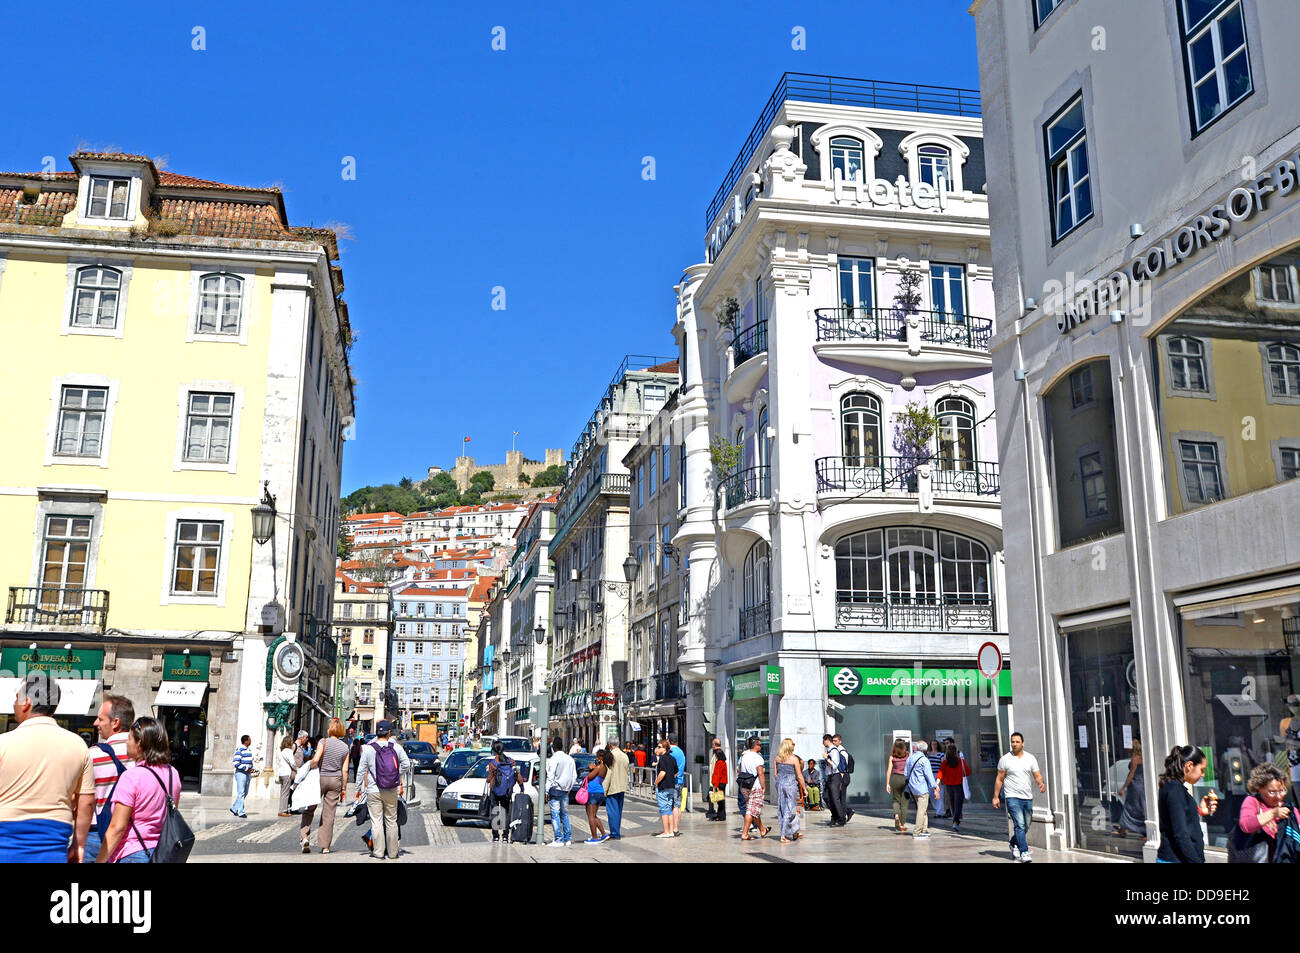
[
  {"x1": 194, "y1": 821, "x2": 243, "y2": 842},
  {"x1": 237, "y1": 820, "x2": 297, "y2": 845}
]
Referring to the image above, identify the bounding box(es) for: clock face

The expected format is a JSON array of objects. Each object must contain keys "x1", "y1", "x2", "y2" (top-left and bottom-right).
[{"x1": 276, "y1": 642, "x2": 304, "y2": 680}]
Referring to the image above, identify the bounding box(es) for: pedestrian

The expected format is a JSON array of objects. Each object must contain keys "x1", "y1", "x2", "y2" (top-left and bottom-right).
[
  {"x1": 804, "y1": 756, "x2": 822, "y2": 811},
  {"x1": 484, "y1": 741, "x2": 522, "y2": 844},
  {"x1": 86, "y1": 693, "x2": 135, "y2": 863},
  {"x1": 1156, "y1": 744, "x2": 1218, "y2": 864},
  {"x1": 0, "y1": 673, "x2": 95, "y2": 862},
  {"x1": 634, "y1": 744, "x2": 647, "y2": 768},
  {"x1": 886, "y1": 739, "x2": 910, "y2": 833},
  {"x1": 1112, "y1": 739, "x2": 1145, "y2": 839},
  {"x1": 230, "y1": 733, "x2": 254, "y2": 818},
  {"x1": 773, "y1": 738, "x2": 805, "y2": 843},
  {"x1": 822, "y1": 734, "x2": 847, "y2": 826},
  {"x1": 580, "y1": 748, "x2": 609, "y2": 844},
  {"x1": 299, "y1": 731, "x2": 314, "y2": 762},
  {"x1": 605, "y1": 738, "x2": 629, "y2": 840},
  {"x1": 545, "y1": 736, "x2": 576, "y2": 847},
  {"x1": 354, "y1": 719, "x2": 409, "y2": 859},
  {"x1": 903, "y1": 741, "x2": 940, "y2": 839},
  {"x1": 938, "y1": 742, "x2": 971, "y2": 832},
  {"x1": 348, "y1": 735, "x2": 363, "y2": 784},
  {"x1": 303, "y1": 718, "x2": 350, "y2": 854},
  {"x1": 1229, "y1": 762, "x2": 1291, "y2": 863},
  {"x1": 667, "y1": 735, "x2": 686, "y2": 835},
  {"x1": 928, "y1": 741, "x2": 948, "y2": 816},
  {"x1": 992, "y1": 732, "x2": 1047, "y2": 863},
  {"x1": 94, "y1": 716, "x2": 182, "y2": 863},
  {"x1": 275, "y1": 736, "x2": 295, "y2": 817},
  {"x1": 708, "y1": 742, "x2": 728, "y2": 823},
  {"x1": 831, "y1": 734, "x2": 855, "y2": 822},
  {"x1": 653, "y1": 741, "x2": 676, "y2": 838},
  {"x1": 569, "y1": 738, "x2": 584, "y2": 756},
  {"x1": 739, "y1": 736, "x2": 770, "y2": 841}
]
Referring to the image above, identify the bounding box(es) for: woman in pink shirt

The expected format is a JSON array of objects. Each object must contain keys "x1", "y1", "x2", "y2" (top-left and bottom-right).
[
  {"x1": 1229, "y1": 763, "x2": 1291, "y2": 863},
  {"x1": 95, "y1": 717, "x2": 181, "y2": 863}
]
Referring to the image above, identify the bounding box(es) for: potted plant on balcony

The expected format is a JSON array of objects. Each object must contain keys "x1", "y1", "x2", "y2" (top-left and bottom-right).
[
  {"x1": 714, "y1": 297, "x2": 740, "y2": 333},
  {"x1": 709, "y1": 436, "x2": 743, "y2": 504},
  {"x1": 888, "y1": 266, "x2": 923, "y2": 341},
  {"x1": 892, "y1": 402, "x2": 940, "y2": 492}
]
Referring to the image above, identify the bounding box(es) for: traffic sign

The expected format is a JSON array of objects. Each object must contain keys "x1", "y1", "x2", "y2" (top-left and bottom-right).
[{"x1": 977, "y1": 642, "x2": 1002, "y2": 680}]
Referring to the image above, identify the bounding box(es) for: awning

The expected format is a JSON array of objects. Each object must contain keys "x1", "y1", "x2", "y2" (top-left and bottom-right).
[
  {"x1": 298, "y1": 691, "x2": 333, "y2": 719},
  {"x1": 0, "y1": 677, "x2": 99, "y2": 715},
  {"x1": 154, "y1": 681, "x2": 207, "y2": 708}
]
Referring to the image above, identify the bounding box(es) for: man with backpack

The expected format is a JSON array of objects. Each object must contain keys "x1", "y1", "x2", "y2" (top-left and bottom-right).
[
  {"x1": 822, "y1": 734, "x2": 850, "y2": 827},
  {"x1": 354, "y1": 720, "x2": 409, "y2": 859},
  {"x1": 85, "y1": 694, "x2": 135, "y2": 863}
]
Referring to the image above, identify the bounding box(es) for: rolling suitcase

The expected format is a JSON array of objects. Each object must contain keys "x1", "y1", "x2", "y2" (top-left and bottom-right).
[{"x1": 508, "y1": 790, "x2": 534, "y2": 843}]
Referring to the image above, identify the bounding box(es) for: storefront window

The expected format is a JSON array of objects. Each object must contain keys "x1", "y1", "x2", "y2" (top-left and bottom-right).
[
  {"x1": 1044, "y1": 359, "x2": 1126, "y2": 548},
  {"x1": 729, "y1": 668, "x2": 771, "y2": 760},
  {"x1": 1153, "y1": 243, "x2": 1300, "y2": 515},
  {"x1": 1179, "y1": 593, "x2": 1300, "y2": 852}
]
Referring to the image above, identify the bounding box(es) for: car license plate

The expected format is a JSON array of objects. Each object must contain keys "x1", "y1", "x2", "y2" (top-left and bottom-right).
[{"x1": 458, "y1": 801, "x2": 475, "y2": 811}]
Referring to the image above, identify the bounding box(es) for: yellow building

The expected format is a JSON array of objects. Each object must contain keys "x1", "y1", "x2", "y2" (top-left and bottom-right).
[{"x1": 0, "y1": 153, "x2": 354, "y2": 794}]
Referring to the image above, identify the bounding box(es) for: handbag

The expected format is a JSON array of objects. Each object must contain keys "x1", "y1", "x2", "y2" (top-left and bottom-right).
[
  {"x1": 575, "y1": 780, "x2": 590, "y2": 805},
  {"x1": 709, "y1": 787, "x2": 726, "y2": 804},
  {"x1": 1271, "y1": 790, "x2": 1300, "y2": 864}
]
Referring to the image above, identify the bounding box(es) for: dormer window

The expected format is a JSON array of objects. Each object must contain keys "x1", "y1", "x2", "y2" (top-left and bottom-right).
[
  {"x1": 917, "y1": 145, "x2": 952, "y2": 188},
  {"x1": 830, "y1": 138, "x2": 864, "y2": 181},
  {"x1": 88, "y1": 176, "x2": 131, "y2": 220}
]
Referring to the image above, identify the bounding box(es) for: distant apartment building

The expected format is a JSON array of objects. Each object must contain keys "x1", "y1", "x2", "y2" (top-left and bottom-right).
[
  {"x1": 503, "y1": 496, "x2": 558, "y2": 737},
  {"x1": 546, "y1": 356, "x2": 678, "y2": 746},
  {"x1": 0, "y1": 151, "x2": 352, "y2": 792},
  {"x1": 389, "y1": 583, "x2": 467, "y2": 729},
  {"x1": 333, "y1": 571, "x2": 393, "y2": 733}
]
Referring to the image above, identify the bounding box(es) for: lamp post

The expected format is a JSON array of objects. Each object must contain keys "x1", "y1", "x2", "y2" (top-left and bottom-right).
[
  {"x1": 621, "y1": 556, "x2": 639, "y2": 743},
  {"x1": 533, "y1": 620, "x2": 549, "y2": 845}
]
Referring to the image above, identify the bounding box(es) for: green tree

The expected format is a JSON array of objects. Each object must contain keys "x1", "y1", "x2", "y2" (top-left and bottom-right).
[
  {"x1": 518, "y1": 472, "x2": 531, "y2": 485},
  {"x1": 530, "y1": 464, "x2": 567, "y2": 487},
  {"x1": 469, "y1": 470, "x2": 495, "y2": 493},
  {"x1": 337, "y1": 525, "x2": 352, "y2": 561},
  {"x1": 427, "y1": 472, "x2": 457, "y2": 497},
  {"x1": 398, "y1": 476, "x2": 413, "y2": 490},
  {"x1": 460, "y1": 488, "x2": 482, "y2": 505}
]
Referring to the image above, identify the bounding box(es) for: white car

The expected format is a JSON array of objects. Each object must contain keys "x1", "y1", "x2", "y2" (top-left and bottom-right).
[{"x1": 438, "y1": 752, "x2": 540, "y2": 826}]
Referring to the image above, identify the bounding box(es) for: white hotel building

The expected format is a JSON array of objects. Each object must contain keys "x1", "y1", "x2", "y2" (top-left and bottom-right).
[
  {"x1": 674, "y1": 73, "x2": 1009, "y2": 798},
  {"x1": 973, "y1": 0, "x2": 1300, "y2": 859}
]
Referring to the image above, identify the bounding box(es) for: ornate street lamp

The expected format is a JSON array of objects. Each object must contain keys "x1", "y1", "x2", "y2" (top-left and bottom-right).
[
  {"x1": 534, "y1": 623, "x2": 546, "y2": 646},
  {"x1": 251, "y1": 484, "x2": 276, "y2": 545},
  {"x1": 622, "y1": 554, "x2": 640, "y2": 584}
]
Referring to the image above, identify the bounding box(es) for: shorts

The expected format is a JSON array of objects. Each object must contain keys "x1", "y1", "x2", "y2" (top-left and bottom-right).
[
  {"x1": 674, "y1": 784, "x2": 685, "y2": 805},
  {"x1": 656, "y1": 788, "x2": 676, "y2": 815},
  {"x1": 587, "y1": 792, "x2": 606, "y2": 807}
]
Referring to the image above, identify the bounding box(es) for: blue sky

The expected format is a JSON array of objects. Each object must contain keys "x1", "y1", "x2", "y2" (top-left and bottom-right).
[{"x1": 8, "y1": 0, "x2": 979, "y2": 493}]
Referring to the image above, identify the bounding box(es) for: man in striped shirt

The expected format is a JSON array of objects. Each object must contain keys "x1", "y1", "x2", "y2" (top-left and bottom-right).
[
  {"x1": 927, "y1": 740, "x2": 947, "y2": 816},
  {"x1": 231, "y1": 735, "x2": 254, "y2": 818},
  {"x1": 84, "y1": 694, "x2": 135, "y2": 862}
]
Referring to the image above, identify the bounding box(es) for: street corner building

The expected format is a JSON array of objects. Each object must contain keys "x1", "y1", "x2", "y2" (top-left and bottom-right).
[
  {"x1": 972, "y1": 0, "x2": 1300, "y2": 859},
  {"x1": 0, "y1": 152, "x2": 354, "y2": 796},
  {"x1": 672, "y1": 74, "x2": 1011, "y2": 800}
]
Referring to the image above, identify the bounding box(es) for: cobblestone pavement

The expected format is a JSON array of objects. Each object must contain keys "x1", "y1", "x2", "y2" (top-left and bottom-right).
[{"x1": 186, "y1": 789, "x2": 1121, "y2": 864}]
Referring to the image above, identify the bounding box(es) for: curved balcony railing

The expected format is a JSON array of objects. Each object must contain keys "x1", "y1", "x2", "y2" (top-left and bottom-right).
[
  {"x1": 835, "y1": 595, "x2": 995, "y2": 632},
  {"x1": 739, "y1": 601, "x2": 771, "y2": 640},
  {"x1": 814, "y1": 307, "x2": 903, "y2": 343},
  {"x1": 721, "y1": 465, "x2": 770, "y2": 509},
  {"x1": 732, "y1": 320, "x2": 768, "y2": 365},
  {"x1": 915, "y1": 311, "x2": 994, "y2": 350},
  {"x1": 815, "y1": 457, "x2": 999, "y2": 496}
]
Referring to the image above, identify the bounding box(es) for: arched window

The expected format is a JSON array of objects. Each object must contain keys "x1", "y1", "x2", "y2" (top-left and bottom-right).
[
  {"x1": 71, "y1": 266, "x2": 122, "y2": 329},
  {"x1": 756, "y1": 406, "x2": 770, "y2": 469},
  {"x1": 834, "y1": 527, "x2": 992, "y2": 630},
  {"x1": 917, "y1": 144, "x2": 952, "y2": 187},
  {"x1": 197, "y1": 273, "x2": 244, "y2": 335},
  {"x1": 830, "y1": 137, "x2": 864, "y2": 181},
  {"x1": 936, "y1": 397, "x2": 976, "y2": 469},
  {"x1": 735, "y1": 424, "x2": 746, "y2": 469},
  {"x1": 1266, "y1": 342, "x2": 1300, "y2": 397},
  {"x1": 840, "y1": 393, "x2": 881, "y2": 467},
  {"x1": 740, "y1": 540, "x2": 770, "y2": 639}
]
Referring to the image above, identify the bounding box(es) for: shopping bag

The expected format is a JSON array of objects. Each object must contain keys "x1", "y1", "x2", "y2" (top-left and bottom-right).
[{"x1": 289, "y1": 768, "x2": 321, "y2": 811}]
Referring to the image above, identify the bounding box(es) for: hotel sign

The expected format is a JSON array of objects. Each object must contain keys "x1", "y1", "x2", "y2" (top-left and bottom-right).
[{"x1": 1058, "y1": 155, "x2": 1300, "y2": 333}]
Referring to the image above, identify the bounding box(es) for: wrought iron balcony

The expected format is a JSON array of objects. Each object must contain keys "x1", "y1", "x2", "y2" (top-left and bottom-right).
[
  {"x1": 739, "y1": 602, "x2": 771, "y2": 640},
  {"x1": 815, "y1": 307, "x2": 904, "y2": 343},
  {"x1": 5, "y1": 587, "x2": 108, "y2": 631},
  {"x1": 835, "y1": 596, "x2": 995, "y2": 631},
  {"x1": 721, "y1": 465, "x2": 770, "y2": 510},
  {"x1": 300, "y1": 615, "x2": 338, "y2": 672},
  {"x1": 732, "y1": 320, "x2": 768, "y2": 365},
  {"x1": 815, "y1": 457, "x2": 999, "y2": 497},
  {"x1": 655, "y1": 671, "x2": 686, "y2": 700},
  {"x1": 915, "y1": 311, "x2": 994, "y2": 350}
]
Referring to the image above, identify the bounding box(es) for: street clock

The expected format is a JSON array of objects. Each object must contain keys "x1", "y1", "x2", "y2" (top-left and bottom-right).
[{"x1": 275, "y1": 641, "x2": 305, "y2": 681}]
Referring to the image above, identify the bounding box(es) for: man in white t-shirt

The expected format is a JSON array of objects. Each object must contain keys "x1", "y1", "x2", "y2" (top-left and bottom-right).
[
  {"x1": 992, "y1": 732, "x2": 1046, "y2": 863},
  {"x1": 738, "y1": 737, "x2": 768, "y2": 839}
]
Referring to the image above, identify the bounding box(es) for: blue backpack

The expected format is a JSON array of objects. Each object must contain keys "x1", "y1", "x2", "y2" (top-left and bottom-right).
[
  {"x1": 95, "y1": 743, "x2": 128, "y2": 835},
  {"x1": 490, "y1": 759, "x2": 517, "y2": 796}
]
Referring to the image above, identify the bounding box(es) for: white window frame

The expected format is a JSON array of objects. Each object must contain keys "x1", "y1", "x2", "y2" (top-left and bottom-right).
[
  {"x1": 63, "y1": 259, "x2": 134, "y2": 338},
  {"x1": 1172, "y1": 432, "x2": 1230, "y2": 509},
  {"x1": 80, "y1": 173, "x2": 137, "y2": 225},
  {"x1": 159, "y1": 508, "x2": 234, "y2": 606},
  {"x1": 1034, "y1": 0, "x2": 1066, "y2": 28},
  {"x1": 44, "y1": 374, "x2": 120, "y2": 468},
  {"x1": 1262, "y1": 342, "x2": 1300, "y2": 405},
  {"x1": 1180, "y1": 0, "x2": 1253, "y2": 135},
  {"x1": 809, "y1": 124, "x2": 884, "y2": 185},
  {"x1": 1045, "y1": 95, "x2": 1093, "y2": 242},
  {"x1": 1162, "y1": 335, "x2": 1217, "y2": 399},
  {"x1": 28, "y1": 496, "x2": 105, "y2": 591},
  {"x1": 898, "y1": 131, "x2": 970, "y2": 193},
  {"x1": 187, "y1": 264, "x2": 254, "y2": 345},
  {"x1": 1254, "y1": 262, "x2": 1298, "y2": 306},
  {"x1": 173, "y1": 382, "x2": 245, "y2": 473}
]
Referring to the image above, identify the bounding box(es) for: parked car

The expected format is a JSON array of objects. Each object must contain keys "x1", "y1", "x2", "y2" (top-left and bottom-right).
[
  {"x1": 480, "y1": 735, "x2": 535, "y2": 754},
  {"x1": 438, "y1": 753, "x2": 540, "y2": 826},
  {"x1": 402, "y1": 741, "x2": 441, "y2": 774},
  {"x1": 569, "y1": 754, "x2": 597, "y2": 803},
  {"x1": 437, "y1": 748, "x2": 491, "y2": 791}
]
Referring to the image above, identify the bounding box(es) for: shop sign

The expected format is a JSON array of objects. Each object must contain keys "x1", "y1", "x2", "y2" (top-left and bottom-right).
[
  {"x1": 763, "y1": 665, "x2": 783, "y2": 696},
  {"x1": 0, "y1": 647, "x2": 103, "y2": 679},
  {"x1": 827, "y1": 666, "x2": 1012, "y2": 699},
  {"x1": 729, "y1": 669, "x2": 764, "y2": 701},
  {"x1": 162, "y1": 652, "x2": 209, "y2": 682}
]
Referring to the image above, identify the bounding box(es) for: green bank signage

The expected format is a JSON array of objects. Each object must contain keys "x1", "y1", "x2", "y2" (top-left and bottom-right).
[
  {"x1": 730, "y1": 665, "x2": 783, "y2": 700},
  {"x1": 827, "y1": 666, "x2": 1011, "y2": 699},
  {"x1": 162, "y1": 652, "x2": 210, "y2": 682},
  {"x1": 0, "y1": 647, "x2": 104, "y2": 678}
]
